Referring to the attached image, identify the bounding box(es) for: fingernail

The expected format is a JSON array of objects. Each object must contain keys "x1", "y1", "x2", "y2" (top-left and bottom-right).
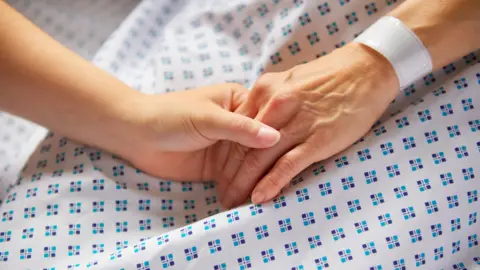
[
  {"x1": 251, "y1": 191, "x2": 265, "y2": 204},
  {"x1": 257, "y1": 126, "x2": 280, "y2": 146}
]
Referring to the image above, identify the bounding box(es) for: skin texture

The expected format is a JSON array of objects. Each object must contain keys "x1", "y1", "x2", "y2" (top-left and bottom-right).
[
  {"x1": 124, "y1": 85, "x2": 282, "y2": 181},
  {"x1": 390, "y1": 0, "x2": 480, "y2": 70},
  {"x1": 218, "y1": 43, "x2": 399, "y2": 207},
  {"x1": 219, "y1": 0, "x2": 480, "y2": 208},
  {"x1": 0, "y1": 2, "x2": 281, "y2": 182}
]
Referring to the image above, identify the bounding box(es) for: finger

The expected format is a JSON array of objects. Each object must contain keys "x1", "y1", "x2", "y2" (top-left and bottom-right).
[
  {"x1": 215, "y1": 93, "x2": 261, "y2": 204},
  {"x1": 251, "y1": 144, "x2": 313, "y2": 204},
  {"x1": 218, "y1": 77, "x2": 299, "y2": 207},
  {"x1": 209, "y1": 140, "x2": 231, "y2": 179},
  {"x1": 221, "y1": 136, "x2": 294, "y2": 209},
  {"x1": 254, "y1": 92, "x2": 301, "y2": 130},
  {"x1": 216, "y1": 80, "x2": 280, "y2": 202},
  {"x1": 231, "y1": 74, "x2": 280, "y2": 118},
  {"x1": 216, "y1": 142, "x2": 249, "y2": 203},
  {"x1": 219, "y1": 97, "x2": 303, "y2": 209},
  {"x1": 204, "y1": 83, "x2": 249, "y2": 109},
  {"x1": 229, "y1": 86, "x2": 252, "y2": 112},
  {"x1": 202, "y1": 110, "x2": 281, "y2": 203},
  {"x1": 204, "y1": 110, "x2": 281, "y2": 148}
]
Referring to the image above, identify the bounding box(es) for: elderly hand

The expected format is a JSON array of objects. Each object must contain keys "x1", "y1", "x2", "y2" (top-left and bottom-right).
[{"x1": 219, "y1": 43, "x2": 400, "y2": 208}]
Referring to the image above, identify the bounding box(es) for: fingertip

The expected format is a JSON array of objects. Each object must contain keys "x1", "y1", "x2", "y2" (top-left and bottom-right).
[
  {"x1": 251, "y1": 178, "x2": 276, "y2": 204},
  {"x1": 251, "y1": 190, "x2": 266, "y2": 204},
  {"x1": 256, "y1": 125, "x2": 281, "y2": 147}
]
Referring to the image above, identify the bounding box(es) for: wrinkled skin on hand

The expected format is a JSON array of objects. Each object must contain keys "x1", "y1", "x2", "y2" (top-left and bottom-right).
[{"x1": 218, "y1": 43, "x2": 399, "y2": 208}]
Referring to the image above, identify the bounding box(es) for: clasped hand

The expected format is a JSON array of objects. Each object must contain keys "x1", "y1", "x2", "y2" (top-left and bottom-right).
[
  {"x1": 119, "y1": 43, "x2": 399, "y2": 209},
  {"x1": 217, "y1": 43, "x2": 399, "y2": 208}
]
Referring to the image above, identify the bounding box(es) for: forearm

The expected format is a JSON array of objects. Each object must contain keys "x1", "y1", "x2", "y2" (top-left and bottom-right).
[
  {"x1": 0, "y1": 2, "x2": 142, "y2": 153},
  {"x1": 390, "y1": 0, "x2": 480, "y2": 70}
]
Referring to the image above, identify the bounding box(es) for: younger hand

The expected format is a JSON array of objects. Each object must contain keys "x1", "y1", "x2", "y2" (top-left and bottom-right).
[{"x1": 115, "y1": 83, "x2": 280, "y2": 181}]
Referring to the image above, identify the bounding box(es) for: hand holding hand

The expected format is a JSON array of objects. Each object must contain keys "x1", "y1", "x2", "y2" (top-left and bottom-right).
[
  {"x1": 116, "y1": 83, "x2": 280, "y2": 181},
  {"x1": 219, "y1": 43, "x2": 400, "y2": 208}
]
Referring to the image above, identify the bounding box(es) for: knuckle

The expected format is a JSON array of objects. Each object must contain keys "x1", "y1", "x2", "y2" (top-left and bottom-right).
[
  {"x1": 226, "y1": 82, "x2": 247, "y2": 92},
  {"x1": 252, "y1": 73, "x2": 277, "y2": 94},
  {"x1": 255, "y1": 73, "x2": 276, "y2": 86},
  {"x1": 230, "y1": 143, "x2": 249, "y2": 161},
  {"x1": 279, "y1": 125, "x2": 301, "y2": 140},
  {"x1": 268, "y1": 92, "x2": 300, "y2": 113},
  {"x1": 244, "y1": 152, "x2": 262, "y2": 171},
  {"x1": 277, "y1": 157, "x2": 297, "y2": 177},
  {"x1": 264, "y1": 174, "x2": 282, "y2": 191},
  {"x1": 263, "y1": 157, "x2": 298, "y2": 191},
  {"x1": 251, "y1": 72, "x2": 284, "y2": 106},
  {"x1": 269, "y1": 94, "x2": 290, "y2": 110}
]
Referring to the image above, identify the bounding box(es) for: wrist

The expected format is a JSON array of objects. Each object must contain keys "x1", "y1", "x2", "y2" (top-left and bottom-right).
[
  {"x1": 323, "y1": 42, "x2": 400, "y2": 121},
  {"x1": 390, "y1": 0, "x2": 480, "y2": 70},
  {"x1": 341, "y1": 42, "x2": 399, "y2": 101},
  {"x1": 85, "y1": 90, "x2": 150, "y2": 157}
]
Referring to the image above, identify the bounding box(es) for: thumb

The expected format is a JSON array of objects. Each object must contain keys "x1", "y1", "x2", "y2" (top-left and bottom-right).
[{"x1": 203, "y1": 110, "x2": 281, "y2": 148}]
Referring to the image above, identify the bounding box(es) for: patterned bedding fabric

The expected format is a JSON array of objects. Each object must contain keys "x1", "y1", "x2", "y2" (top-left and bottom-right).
[
  {"x1": 0, "y1": 114, "x2": 45, "y2": 202},
  {"x1": 0, "y1": 0, "x2": 139, "y2": 202},
  {"x1": 0, "y1": 0, "x2": 479, "y2": 269}
]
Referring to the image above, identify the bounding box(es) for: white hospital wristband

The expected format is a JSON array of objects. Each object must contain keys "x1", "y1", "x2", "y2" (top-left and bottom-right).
[{"x1": 354, "y1": 16, "x2": 432, "y2": 89}]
